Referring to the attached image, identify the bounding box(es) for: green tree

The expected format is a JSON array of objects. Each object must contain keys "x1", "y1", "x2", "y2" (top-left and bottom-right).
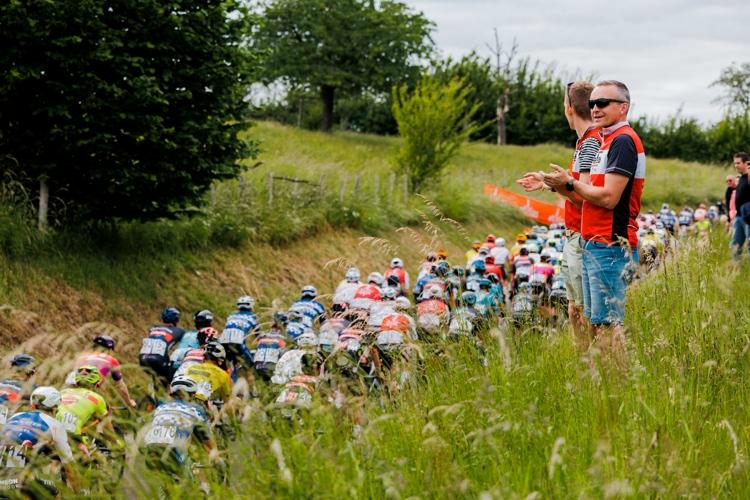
[
  {"x1": 392, "y1": 77, "x2": 479, "y2": 193},
  {"x1": 255, "y1": 0, "x2": 434, "y2": 132},
  {"x1": 0, "y1": 0, "x2": 257, "y2": 224},
  {"x1": 711, "y1": 62, "x2": 750, "y2": 116}
]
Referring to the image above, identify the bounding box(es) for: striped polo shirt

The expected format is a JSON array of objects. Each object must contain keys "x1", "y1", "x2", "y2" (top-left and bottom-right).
[{"x1": 566, "y1": 126, "x2": 602, "y2": 233}]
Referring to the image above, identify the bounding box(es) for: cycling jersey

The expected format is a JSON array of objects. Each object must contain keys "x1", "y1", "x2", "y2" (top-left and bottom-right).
[
  {"x1": 72, "y1": 352, "x2": 123, "y2": 382},
  {"x1": 170, "y1": 330, "x2": 200, "y2": 371},
  {"x1": 182, "y1": 363, "x2": 232, "y2": 403},
  {"x1": 253, "y1": 331, "x2": 286, "y2": 376},
  {"x1": 333, "y1": 281, "x2": 359, "y2": 306},
  {"x1": 56, "y1": 388, "x2": 108, "y2": 436},
  {"x1": 219, "y1": 311, "x2": 258, "y2": 345},
  {"x1": 288, "y1": 299, "x2": 325, "y2": 328},
  {"x1": 141, "y1": 324, "x2": 185, "y2": 359},
  {"x1": 368, "y1": 301, "x2": 397, "y2": 329},
  {"x1": 1, "y1": 411, "x2": 74, "y2": 466},
  {"x1": 490, "y1": 246, "x2": 509, "y2": 267},
  {"x1": 351, "y1": 284, "x2": 382, "y2": 310},
  {"x1": 384, "y1": 267, "x2": 410, "y2": 291},
  {"x1": 0, "y1": 380, "x2": 34, "y2": 425},
  {"x1": 141, "y1": 400, "x2": 210, "y2": 458},
  {"x1": 275, "y1": 375, "x2": 317, "y2": 409}
]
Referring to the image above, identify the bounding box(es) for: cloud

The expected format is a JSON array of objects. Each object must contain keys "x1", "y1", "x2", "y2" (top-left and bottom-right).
[{"x1": 407, "y1": 0, "x2": 750, "y2": 122}]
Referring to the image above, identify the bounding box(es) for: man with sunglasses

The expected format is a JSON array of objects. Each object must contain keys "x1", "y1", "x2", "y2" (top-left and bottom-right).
[
  {"x1": 517, "y1": 81, "x2": 601, "y2": 349},
  {"x1": 544, "y1": 80, "x2": 644, "y2": 359}
]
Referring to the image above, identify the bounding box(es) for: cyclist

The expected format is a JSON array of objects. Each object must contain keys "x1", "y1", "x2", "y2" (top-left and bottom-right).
[
  {"x1": 416, "y1": 285, "x2": 449, "y2": 335},
  {"x1": 333, "y1": 267, "x2": 361, "y2": 306},
  {"x1": 490, "y1": 237, "x2": 510, "y2": 273},
  {"x1": 484, "y1": 234, "x2": 496, "y2": 249},
  {"x1": 182, "y1": 342, "x2": 232, "y2": 405},
  {"x1": 384, "y1": 258, "x2": 410, "y2": 296},
  {"x1": 67, "y1": 336, "x2": 136, "y2": 408},
  {"x1": 351, "y1": 273, "x2": 384, "y2": 312},
  {"x1": 56, "y1": 366, "x2": 114, "y2": 456},
  {"x1": 417, "y1": 252, "x2": 438, "y2": 281},
  {"x1": 172, "y1": 327, "x2": 220, "y2": 379},
  {"x1": 510, "y1": 234, "x2": 527, "y2": 258},
  {"x1": 289, "y1": 286, "x2": 326, "y2": 330},
  {"x1": 170, "y1": 310, "x2": 213, "y2": 378},
  {"x1": 219, "y1": 296, "x2": 259, "y2": 376},
  {"x1": 465, "y1": 241, "x2": 481, "y2": 268},
  {"x1": 0, "y1": 387, "x2": 80, "y2": 496},
  {"x1": 252, "y1": 313, "x2": 288, "y2": 382},
  {"x1": 0, "y1": 354, "x2": 38, "y2": 425},
  {"x1": 140, "y1": 307, "x2": 186, "y2": 385},
  {"x1": 138, "y1": 377, "x2": 221, "y2": 495}
]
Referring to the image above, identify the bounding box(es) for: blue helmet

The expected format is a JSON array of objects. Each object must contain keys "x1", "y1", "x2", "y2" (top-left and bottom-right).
[
  {"x1": 161, "y1": 307, "x2": 181, "y2": 324},
  {"x1": 473, "y1": 260, "x2": 486, "y2": 273},
  {"x1": 461, "y1": 291, "x2": 477, "y2": 306}
]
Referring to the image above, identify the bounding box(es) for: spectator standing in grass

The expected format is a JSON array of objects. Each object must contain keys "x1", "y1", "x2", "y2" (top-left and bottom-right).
[
  {"x1": 543, "y1": 80, "x2": 644, "y2": 362},
  {"x1": 731, "y1": 152, "x2": 750, "y2": 258},
  {"x1": 517, "y1": 81, "x2": 600, "y2": 349}
]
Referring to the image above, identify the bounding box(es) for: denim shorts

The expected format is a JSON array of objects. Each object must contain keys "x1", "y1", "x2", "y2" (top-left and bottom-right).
[{"x1": 581, "y1": 240, "x2": 636, "y2": 326}]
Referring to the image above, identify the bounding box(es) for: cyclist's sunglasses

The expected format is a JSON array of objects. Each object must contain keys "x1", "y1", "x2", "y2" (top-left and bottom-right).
[{"x1": 589, "y1": 98, "x2": 627, "y2": 109}]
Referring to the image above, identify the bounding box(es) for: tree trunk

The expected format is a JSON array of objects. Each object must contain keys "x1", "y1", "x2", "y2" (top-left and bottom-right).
[
  {"x1": 320, "y1": 84, "x2": 335, "y2": 132},
  {"x1": 496, "y1": 93, "x2": 509, "y2": 146},
  {"x1": 38, "y1": 177, "x2": 49, "y2": 232}
]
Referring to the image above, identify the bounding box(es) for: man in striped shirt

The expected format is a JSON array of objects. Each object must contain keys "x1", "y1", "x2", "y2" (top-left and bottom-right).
[
  {"x1": 517, "y1": 81, "x2": 601, "y2": 349},
  {"x1": 544, "y1": 80, "x2": 644, "y2": 361}
]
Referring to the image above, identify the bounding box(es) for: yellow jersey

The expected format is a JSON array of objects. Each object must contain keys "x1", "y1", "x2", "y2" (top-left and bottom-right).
[{"x1": 183, "y1": 362, "x2": 232, "y2": 402}]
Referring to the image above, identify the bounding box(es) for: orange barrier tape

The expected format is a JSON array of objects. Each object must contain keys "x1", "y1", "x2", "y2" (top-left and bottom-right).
[{"x1": 484, "y1": 183, "x2": 565, "y2": 226}]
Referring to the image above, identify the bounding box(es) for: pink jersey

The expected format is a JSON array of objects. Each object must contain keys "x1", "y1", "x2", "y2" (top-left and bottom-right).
[
  {"x1": 74, "y1": 352, "x2": 122, "y2": 382},
  {"x1": 532, "y1": 263, "x2": 555, "y2": 279}
]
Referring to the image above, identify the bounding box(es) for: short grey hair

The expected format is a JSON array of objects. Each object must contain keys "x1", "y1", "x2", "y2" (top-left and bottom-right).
[{"x1": 596, "y1": 80, "x2": 630, "y2": 103}]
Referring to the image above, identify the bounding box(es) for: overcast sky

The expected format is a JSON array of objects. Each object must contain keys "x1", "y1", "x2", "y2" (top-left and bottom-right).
[{"x1": 405, "y1": 0, "x2": 750, "y2": 123}]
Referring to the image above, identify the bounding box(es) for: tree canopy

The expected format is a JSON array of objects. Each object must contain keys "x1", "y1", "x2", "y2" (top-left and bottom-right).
[
  {"x1": 255, "y1": 0, "x2": 434, "y2": 131},
  {"x1": 0, "y1": 0, "x2": 258, "y2": 222}
]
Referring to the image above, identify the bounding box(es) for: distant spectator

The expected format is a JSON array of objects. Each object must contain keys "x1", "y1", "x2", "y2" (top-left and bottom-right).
[
  {"x1": 731, "y1": 153, "x2": 749, "y2": 258},
  {"x1": 726, "y1": 175, "x2": 738, "y2": 224}
]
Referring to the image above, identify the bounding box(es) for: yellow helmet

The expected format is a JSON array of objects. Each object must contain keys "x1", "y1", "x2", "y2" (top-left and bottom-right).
[{"x1": 516, "y1": 233, "x2": 527, "y2": 243}]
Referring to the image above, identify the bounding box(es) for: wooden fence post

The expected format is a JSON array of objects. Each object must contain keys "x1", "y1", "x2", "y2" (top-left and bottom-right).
[
  {"x1": 339, "y1": 174, "x2": 348, "y2": 203},
  {"x1": 353, "y1": 174, "x2": 361, "y2": 197},
  {"x1": 267, "y1": 172, "x2": 273, "y2": 205}
]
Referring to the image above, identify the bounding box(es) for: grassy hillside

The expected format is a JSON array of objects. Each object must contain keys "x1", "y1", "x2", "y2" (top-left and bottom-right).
[{"x1": 0, "y1": 122, "x2": 740, "y2": 497}]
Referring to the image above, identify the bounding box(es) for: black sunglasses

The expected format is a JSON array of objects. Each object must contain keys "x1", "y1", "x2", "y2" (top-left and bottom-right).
[{"x1": 588, "y1": 98, "x2": 627, "y2": 109}]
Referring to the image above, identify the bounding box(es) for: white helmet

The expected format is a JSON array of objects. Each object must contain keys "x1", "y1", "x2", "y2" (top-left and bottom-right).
[
  {"x1": 390, "y1": 258, "x2": 404, "y2": 268},
  {"x1": 301, "y1": 285, "x2": 318, "y2": 299},
  {"x1": 394, "y1": 297, "x2": 411, "y2": 310},
  {"x1": 236, "y1": 295, "x2": 255, "y2": 311},
  {"x1": 30, "y1": 386, "x2": 61, "y2": 410},
  {"x1": 368, "y1": 272, "x2": 384, "y2": 286},
  {"x1": 423, "y1": 285, "x2": 441, "y2": 300},
  {"x1": 382, "y1": 286, "x2": 398, "y2": 300},
  {"x1": 296, "y1": 330, "x2": 319, "y2": 347},
  {"x1": 496, "y1": 237, "x2": 506, "y2": 248},
  {"x1": 345, "y1": 267, "x2": 360, "y2": 283}
]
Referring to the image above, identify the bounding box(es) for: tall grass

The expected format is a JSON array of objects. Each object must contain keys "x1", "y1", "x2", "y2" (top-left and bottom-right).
[{"x1": 119, "y1": 230, "x2": 747, "y2": 499}]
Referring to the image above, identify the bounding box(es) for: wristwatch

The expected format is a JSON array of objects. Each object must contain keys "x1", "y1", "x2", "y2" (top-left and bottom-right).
[{"x1": 565, "y1": 179, "x2": 575, "y2": 192}]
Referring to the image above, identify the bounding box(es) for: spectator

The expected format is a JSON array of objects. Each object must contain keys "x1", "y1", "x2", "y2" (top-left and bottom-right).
[
  {"x1": 731, "y1": 153, "x2": 749, "y2": 258},
  {"x1": 543, "y1": 80, "x2": 644, "y2": 361},
  {"x1": 726, "y1": 175, "x2": 738, "y2": 228},
  {"x1": 517, "y1": 80, "x2": 600, "y2": 349}
]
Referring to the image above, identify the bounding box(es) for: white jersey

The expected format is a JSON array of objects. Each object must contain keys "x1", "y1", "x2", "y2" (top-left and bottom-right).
[
  {"x1": 368, "y1": 302, "x2": 397, "y2": 328},
  {"x1": 490, "y1": 246, "x2": 509, "y2": 266},
  {"x1": 333, "y1": 281, "x2": 360, "y2": 306}
]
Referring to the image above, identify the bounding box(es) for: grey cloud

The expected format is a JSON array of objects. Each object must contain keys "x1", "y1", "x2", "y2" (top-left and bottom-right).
[{"x1": 407, "y1": 0, "x2": 750, "y2": 121}]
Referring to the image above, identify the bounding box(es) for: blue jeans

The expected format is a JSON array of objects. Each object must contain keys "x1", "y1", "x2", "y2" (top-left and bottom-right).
[
  {"x1": 581, "y1": 241, "x2": 635, "y2": 326},
  {"x1": 731, "y1": 217, "x2": 749, "y2": 258}
]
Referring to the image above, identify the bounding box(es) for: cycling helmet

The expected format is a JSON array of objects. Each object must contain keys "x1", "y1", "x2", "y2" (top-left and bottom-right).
[
  {"x1": 486, "y1": 234, "x2": 496, "y2": 243},
  {"x1": 93, "y1": 335, "x2": 116, "y2": 350},
  {"x1": 472, "y1": 240, "x2": 481, "y2": 250},
  {"x1": 390, "y1": 258, "x2": 404, "y2": 268},
  {"x1": 30, "y1": 386, "x2": 61, "y2": 410},
  {"x1": 479, "y1": 279, "x2": 491, "y2": 289},
  {"x1": 485, "y1": 255, "x2": 495, "y2": 264},
  {"x1": 170, "y1": 375, "x2": 199, "y2": 397},
  {"x1": 10, "y1": 354, "x2": 35, "y2": 370},
  {"x1": 435, "y1": 261, "x2": 450, "y2": 277},
  {"x1": 655, "y1": 221, "x2": 665, "y2": 230},
  {"x1": 461, "y1": 291, "x2": 477, "y2": 306},
  {"x1": 161, "y1": 307, "x2": 181, "y2": 324},
  {"x1": 437, "y1": 249, "x2": 448, "y2": 260},
  {"x1": 203, "y1": 341, "x2": 226, "y2": 362},
  {"x1": 394, "y1": 297, "x2": 411, "y2": 310},
  {"x1": 540, "y1": 255, "x2": 550, "y2": 263},
  {"x1": 516, "y1": 233, "x2": 527, "y2": 242},
  {"x1": 74, "y1": 365, "x2": 103, "y2": 388},
  {"x1": 452, "y1": 266, "x2": 465, "y2": 277},
  {"x1": 423, "y1": 285, "x2": 442, "y2": 300},
  {"x1": 197, "y1": 327, "x2": 219, "y2": 346},
  {"x1": 473, "y1": 260, "x2": 486, "y2": 273},
  {"x1": 387, "y1": 275, "x2": 400, "y2": 288},
  {"x1": 301, "y1": 285, "x2": 318, "y2": 299},
  {"x1": 367, "y1": 272, "x2": 384, "y2": 286},
  {"x1": 496, "y1": 237, "x2": 506, "y2": 247},
  {"x1": 426, "y1": 252, "x2": 437, "y2": 262},
  {"x1": 478, "y1": 247, "x2": 489, "y2": 256},
  {"x1": 194, "y1": 309, "x2": 214, "y2": 329},
  {"x1": 296, "y1": 331, "x2": 318, "y2": 348},
  {"x1": 287, "y1": 310, "x2": 303, "y2": 323},
  {"x1": 345, "y1": 267, "x2": 361, "y2": 283},
  {"x1": 661, "y1": 203, "x2": 669, "y2": 210},
  {"x1": 237, "y1": 295, "x2": 255, "y2": 311},
  {"x1": 486, "y1": 273, "x2": 499, "y2": 283},
  {"x1": 273, "y1": 311, "x2": 289, "y2": 326},
  {"x1": 382, "y1": 287, "x2": 398, "y2": 300}
]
